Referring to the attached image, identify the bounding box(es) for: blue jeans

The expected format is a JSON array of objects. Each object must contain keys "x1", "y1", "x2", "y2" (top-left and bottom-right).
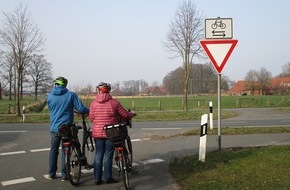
[
  {"x1": 94, "y1": 138, "x2": 114, "y2": 182},
  {"x1": 48, "y1": 131, "x2": 67, "y2": 178}
]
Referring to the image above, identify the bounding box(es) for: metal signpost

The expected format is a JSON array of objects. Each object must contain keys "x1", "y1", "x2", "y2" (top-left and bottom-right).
[{"x1": 200, "y1": 17, "x2": 238, "y2": 152}]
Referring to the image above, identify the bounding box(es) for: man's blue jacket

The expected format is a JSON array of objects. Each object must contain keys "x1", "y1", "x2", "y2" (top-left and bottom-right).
[{"x1": 47, "y1": 86, "x2": 89, "y2": 132}]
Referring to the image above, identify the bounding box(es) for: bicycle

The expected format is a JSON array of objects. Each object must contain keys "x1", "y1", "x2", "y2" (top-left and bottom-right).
[
  {"x1": 58, "y1": 112, "x2": 95, "y2": 186},
  {"x1": 103, "y1": 112, "x2": 135, "y2": 190},
  {"x1": 211, "y1": 19, "x2": 226, "y2": 29}
]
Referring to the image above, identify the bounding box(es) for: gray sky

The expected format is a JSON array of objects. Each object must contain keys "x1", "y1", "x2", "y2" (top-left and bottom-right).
[{"x1": 1, "y1": 0, "x2": 290, "y2": 88}]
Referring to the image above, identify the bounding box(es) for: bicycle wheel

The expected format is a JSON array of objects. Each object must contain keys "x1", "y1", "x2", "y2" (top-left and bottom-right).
[
  {"x1": 85, "y1": 134, "x2": 95, "y2": 169},
  {"x1": 120, "y1": 151, "x2": 129, "y2": 190},
  {"x1": 115, "y1": 150, "x2": 121, "y2": 176},
  {"x1": 67, "y1": 144, "x2": 81, "y2": 186},
  {"x1": 125, "y1": 136, "x2": 133, "y2": 172}
]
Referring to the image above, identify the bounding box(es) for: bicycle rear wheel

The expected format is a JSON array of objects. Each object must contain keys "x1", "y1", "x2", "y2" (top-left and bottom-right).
[
  {"x1": 67, "y1": 144, "x2": 81, "y2": 186},
  {"x1": 120, "y1": 151, "x2": 129, "y2": 190}
]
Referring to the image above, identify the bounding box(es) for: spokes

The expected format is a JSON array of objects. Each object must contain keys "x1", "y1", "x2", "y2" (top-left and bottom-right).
[{"x1": 67, "y1": 145, "x2": 81, "y2": 186}]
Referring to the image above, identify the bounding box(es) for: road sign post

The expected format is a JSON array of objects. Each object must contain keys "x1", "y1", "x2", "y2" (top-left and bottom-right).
[{"x1": 200, "y1": 17, "x2": 238, "y2": 152}]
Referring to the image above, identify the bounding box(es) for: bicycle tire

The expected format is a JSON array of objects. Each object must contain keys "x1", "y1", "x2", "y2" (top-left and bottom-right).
[
  {"x1": 120, "y1": 151, "x2": 129, "y2": 190},
  {"x1": 67, "y1": 143, "x2": 81, "y2": 186},
  {"x1": 85, "y1": 134, "x2": 95, "y2": 169},
  {"x1": 125, "y1": 136, "x2": 133, "y2": 172}
]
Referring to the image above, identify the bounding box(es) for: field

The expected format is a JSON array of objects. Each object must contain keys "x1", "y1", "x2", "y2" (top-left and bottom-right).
[
  {"x1": 1, "y1": 95, "x2": 290, "y2": 122},
  {"x1": 2, "y1": 95, "x2": 290, "y2": 112}
]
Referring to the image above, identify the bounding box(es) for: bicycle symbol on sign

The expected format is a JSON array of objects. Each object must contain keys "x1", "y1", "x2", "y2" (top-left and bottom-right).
[{"x1": 211, "y1": 19, "x2": 226, "y2": 29}]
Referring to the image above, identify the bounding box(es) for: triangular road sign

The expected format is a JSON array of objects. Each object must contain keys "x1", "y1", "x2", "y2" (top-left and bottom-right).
[{"x1": 200, "y1": 39, "x2": 238, "y2": 73}]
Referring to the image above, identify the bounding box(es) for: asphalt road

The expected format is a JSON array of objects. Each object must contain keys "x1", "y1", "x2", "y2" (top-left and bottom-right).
[{"x1": 0, "y1": 108, "x2": 290, "y2": 190}]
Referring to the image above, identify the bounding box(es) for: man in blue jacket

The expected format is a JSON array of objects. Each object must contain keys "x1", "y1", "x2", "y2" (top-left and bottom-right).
[{"x1": 47, "y1": 76, "x2": 89, "y2": 181}]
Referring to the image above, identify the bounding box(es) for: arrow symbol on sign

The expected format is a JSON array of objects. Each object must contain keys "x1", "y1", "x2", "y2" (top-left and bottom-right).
[{"x1": 212, "y1": 30, "x2": 226, "y2": 37}]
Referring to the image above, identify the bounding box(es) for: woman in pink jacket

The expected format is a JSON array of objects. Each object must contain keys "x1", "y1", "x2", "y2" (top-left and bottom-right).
[{"x1": 89, "y1": 82, "x2": 135, "y2": 185}]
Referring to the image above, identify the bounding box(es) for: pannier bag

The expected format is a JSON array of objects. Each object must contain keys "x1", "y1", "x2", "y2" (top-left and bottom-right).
[
  {"x1": 58, "y1": 124, "x2": 79, "y2": 139},
  {"x1": 104, "y1": 124, "x2": 128, "y2": 144}
]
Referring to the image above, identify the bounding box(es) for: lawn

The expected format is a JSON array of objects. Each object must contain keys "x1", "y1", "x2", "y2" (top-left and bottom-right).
[{"x1": 170, "y1": 145, "x2": 290, "y2": 190}]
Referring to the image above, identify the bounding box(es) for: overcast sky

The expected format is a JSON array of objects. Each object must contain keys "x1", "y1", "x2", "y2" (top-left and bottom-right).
[{"x1": 1, "y1": 0, "x2": 290, "y2": 89}]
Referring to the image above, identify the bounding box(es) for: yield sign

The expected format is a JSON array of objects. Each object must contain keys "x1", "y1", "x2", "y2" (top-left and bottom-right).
[{"x1": 200, "y1": 39, "x2": 238, "y2": 73}]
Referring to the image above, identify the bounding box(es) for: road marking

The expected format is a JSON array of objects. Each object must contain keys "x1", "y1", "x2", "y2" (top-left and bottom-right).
[
  {"x1": 140, "y1": 158, "x2": 165, "y2": 164},
  {"x1": 0, "y1": 130, "x2": 28, "y2": 133},
  {"x1": 30, "y1": 148, "x2": 51, "y2": 152},
  {"x1": 142, "y1": 128, "x2": 181, "y2": 130},
  {"x1": 131, "y1": 139, "x2": 142, "y2": 142},
  {"x1": 3, "y1": 157, "x2": 164, "y2": 186},
  {"x1": 1, "y1": 138, "x2": 142, "y2": 156},
  {"x1": 1, "y1": 177, "x2": 35, "y2": 186},
  {"x1": 0, "y1": 151, "x2": 26, "y2": 156},
  {"x1": 168, "y1": 122, "x2": 193, "y2": 125}
]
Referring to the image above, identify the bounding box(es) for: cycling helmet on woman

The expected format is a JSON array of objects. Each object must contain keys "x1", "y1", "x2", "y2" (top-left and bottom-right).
[
  {"x1": 53, "y1": 76, "x2": 68, "y2": 87},
  {"x1": 96, "y1": 82, "x2": 111, "y2": 93}
]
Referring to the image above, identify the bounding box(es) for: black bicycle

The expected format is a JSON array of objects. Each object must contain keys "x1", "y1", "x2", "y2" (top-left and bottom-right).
[
  {"x1": 103, "y1": 112, "x2": 135, "y2": 190},
  {"x1": 58, "y1": 113, "x2": 95, "y2": 186}
]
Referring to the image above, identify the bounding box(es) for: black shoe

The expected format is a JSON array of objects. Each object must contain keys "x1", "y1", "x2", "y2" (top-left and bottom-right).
[
  {"x1": 105, "y1": 178, "x2": 119, "y2": 184},
  {"x1": 95, "y1": 180, "x2": 103, "y2": 185},
  {"x1": 61, "y1": 176, "x2": 68, "y2": 181},
  {"x1": 48, "y1": 174, "x2": 56, "y2": 179}
]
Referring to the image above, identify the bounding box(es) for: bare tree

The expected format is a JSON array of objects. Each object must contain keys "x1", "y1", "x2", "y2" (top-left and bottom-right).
[
  {"x1": 256, "y1": 67, "x2": 272, "y2": 95},
  {"x1": 0, "y1": 51, "x2": 15, "y2": 100},
  {"x1": 0, "y1": 4, "x2": 45, "y2": 115},
  {"x1": 163, "y1": 63, "x2": 222, "y2": 95},
  {"x1": 244, "y1": 70, "x2": 257, "y2": 95},
  {"x1": 277, "y1": 62, "x2": 290, "y2": 78},
  {"x1": 27, "y1": 54, "x2": 53, "y2": 99},
  {"x1": 163, "y1": 67, "x2": 186, "y2": 95},
  {"x1": 164, "y1": 0, "x2": 204, "y2": 111},
  {"x1": 0, "y1": 82, "x2": 2, "y2": 100},
  {"x1": 245, "y1": 67, "x2": 272, "y2": 95}
]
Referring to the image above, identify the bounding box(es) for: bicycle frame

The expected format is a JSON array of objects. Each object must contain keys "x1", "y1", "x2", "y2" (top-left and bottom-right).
[
  {"x1": 114, "y1": 144, "x2": 130, "y2": 190},
  {"x1": 103, "y1": 109, "x2": 136, "y2": 190},
  {"x1": 59, "y1": 114, "x2": 94, "y2": 186}
]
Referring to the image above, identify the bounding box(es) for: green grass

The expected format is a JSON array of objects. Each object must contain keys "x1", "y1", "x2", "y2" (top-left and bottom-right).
[
  {"x1": 2, "y1": 95, "x2": 290, "y2": 114},
  {"x1": 170, "y1": 145, "x2": 290, "y2": 190},
  {"x1": 116, "y1": 95, "x2": 290, "y2": 110},
  {"x1": 182, "y1": 126, "x2": 290, "y2": 136}
]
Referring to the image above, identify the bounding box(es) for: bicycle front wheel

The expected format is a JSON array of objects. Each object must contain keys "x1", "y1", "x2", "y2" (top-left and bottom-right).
[
  {"x1": 67, "y1": 144, "x2": 81, "y2": 186},
  {"x1": 85, "y1": 135, "x2": 95, "y2": 169},
  {"x1": 125, "y1": 136, "x2": 133, "y2": 172},
  {"x1": 120, "y1": 151, "x2": 129, "y2": 190}
]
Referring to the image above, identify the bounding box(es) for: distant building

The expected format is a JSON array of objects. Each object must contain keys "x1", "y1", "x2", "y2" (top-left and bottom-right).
[
  {"x1": 144, "y1": 86, "x2": 167, "y2": 96},
  {"x1": 228, "y1": 77, "x2": 290, "y2": 95}
]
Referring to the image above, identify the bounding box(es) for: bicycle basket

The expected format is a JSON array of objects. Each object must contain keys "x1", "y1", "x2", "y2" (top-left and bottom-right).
[{"x1": 104, "y1": 124, "x2": 128, "y2": 144}]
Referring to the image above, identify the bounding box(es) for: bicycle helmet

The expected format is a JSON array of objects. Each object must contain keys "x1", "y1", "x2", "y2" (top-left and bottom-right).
[
  {"x1": 54, "y1": 76, "x2": 68, "y2": 87},
  {"x1": 96, "y1": 82, "x2": 111, "y2": 93}
]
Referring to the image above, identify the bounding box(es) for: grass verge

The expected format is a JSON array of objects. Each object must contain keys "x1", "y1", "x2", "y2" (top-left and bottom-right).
[
  {"x1": 170, "y1": 145, "x2": 290, "y2": 190},
  {"x1": 0, "y1": 110, "x2": 237, "y2": 123}
]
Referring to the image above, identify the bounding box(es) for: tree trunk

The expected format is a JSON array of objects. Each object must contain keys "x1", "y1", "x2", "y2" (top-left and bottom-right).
[
  {"x1": 34, "y1": 83, "x2": 38, "y2": 100},
  {"x1": 0, "y1": 83, "x2": 2, "y2": 100},
  {"x1": 16, "y1": 69, "x2": 21, "y2": 116}
]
